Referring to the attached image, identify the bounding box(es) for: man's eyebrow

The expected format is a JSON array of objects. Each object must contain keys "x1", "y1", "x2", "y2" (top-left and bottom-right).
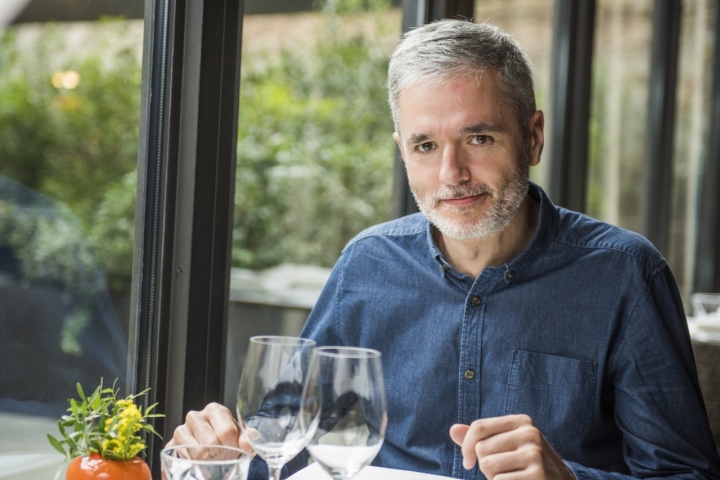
[
  {"x1": 406, "y1": 133, "x2": 432, "y2": 145},
  {"x1": 460, "y1": 122, "x2": 506, "y2": 134},
  {"x1": 405, "y1": 122, "x2": 505, "y2": 145}
]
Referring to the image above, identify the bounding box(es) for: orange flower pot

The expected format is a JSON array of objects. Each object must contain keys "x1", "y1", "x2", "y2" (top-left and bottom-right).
[{"x1": 66, "y1": 454, "x2": 151, "y2": 480}]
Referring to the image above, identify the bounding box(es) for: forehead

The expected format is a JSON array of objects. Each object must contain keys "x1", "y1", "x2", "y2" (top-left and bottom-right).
[{"x1": 396, "y1": 74, "x2": 515, "y2": 136}]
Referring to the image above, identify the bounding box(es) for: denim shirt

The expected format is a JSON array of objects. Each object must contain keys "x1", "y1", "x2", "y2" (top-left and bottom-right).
[{"x1": 251, "y1": 183, "x2": 720, "y2": 480}]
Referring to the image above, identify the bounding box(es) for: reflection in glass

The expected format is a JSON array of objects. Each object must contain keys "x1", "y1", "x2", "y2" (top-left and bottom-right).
[
  {"x1": 0, "y1": 176, "x2": 127, "y2": 415},
  {"x1": 0, "y1": 6, "x2": 142, "y2": 479}
]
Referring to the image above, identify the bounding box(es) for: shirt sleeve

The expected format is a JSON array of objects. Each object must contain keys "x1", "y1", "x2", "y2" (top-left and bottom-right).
[
  {"x1": 298, "y1": 251, "x2": 348, "y2": 347},
  {"x1": 571, "y1": 265, "x2": 720, "y2": 479}
]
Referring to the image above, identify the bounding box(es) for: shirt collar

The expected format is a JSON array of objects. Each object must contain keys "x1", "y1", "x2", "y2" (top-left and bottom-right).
[{"x1": 425, "y1": 181, "x2": 559, "y2": 280}]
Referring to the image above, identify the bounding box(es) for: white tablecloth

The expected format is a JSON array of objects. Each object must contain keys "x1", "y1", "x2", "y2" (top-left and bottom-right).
[{"x1": 287, "y1": 462, "x2": 454, "y2": 479}]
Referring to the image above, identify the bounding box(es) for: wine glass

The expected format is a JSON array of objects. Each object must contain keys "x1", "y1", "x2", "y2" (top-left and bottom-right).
[
  {"x1": 160, "y1": 444, "x2": 251, "y2": 479},
  {"x1": 236, "y1": 336, "x2": 318, "y2": 480},
  {"x1": 302, "y1": 347, "x2": 387, "y2": 480}
]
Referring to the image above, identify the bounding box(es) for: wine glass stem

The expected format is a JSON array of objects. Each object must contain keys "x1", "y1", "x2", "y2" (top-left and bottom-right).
[{"x1": 269, "y1": 466, "x2": 282, "y2": 480}]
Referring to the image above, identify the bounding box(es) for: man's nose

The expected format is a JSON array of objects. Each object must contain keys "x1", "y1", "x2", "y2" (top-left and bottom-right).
[{"x1": 438, "y1": 145, "x2": 470, "y2": 185}]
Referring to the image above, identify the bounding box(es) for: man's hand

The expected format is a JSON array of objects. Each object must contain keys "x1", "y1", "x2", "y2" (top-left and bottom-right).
[
  {"x1": 449, "y1": 414, "x2": 575, "y2": 480},
  {"x1": 166, "y1": 402, "x2": 255, "y2": 457}
]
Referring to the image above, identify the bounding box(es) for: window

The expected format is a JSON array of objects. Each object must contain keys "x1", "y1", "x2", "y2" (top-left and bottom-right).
[
  {"x1": 586, "y1": 0, "x2": 653, "y2": 235},
  {"x1": 223, "y1": 0, "x2": 400, "y2": 410},
  {"x1": 0, "y1": 5, "x2": 143, "y2": 479},
  {"x1": 587, "y1": 0, "x2": 716, "y2": 303},
  {"x1": 669, "y1": 0, "x2": 715, "y2": 301}
]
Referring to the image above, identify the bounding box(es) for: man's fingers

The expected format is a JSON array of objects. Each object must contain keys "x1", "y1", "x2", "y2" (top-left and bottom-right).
[
  {"x1": 166, "y1": 424, "x2": 200, "y2": 448},
  {"x1": 166, "y1": 402, "x2": 243, "y2": 449},
  {"x1": 454, "y1": 415, "x2": 535, "y2": 470},
  {"x1": 451, "y1": 415, "x2": 573, "y2": 480},
  {"x1": 477, "y1": 447, "x2": 531, "y2": 479},
  {"x1": 449, "y1": 424, "x2": 469, "y2": 446},
  {"x1": 204, "y1": 404, "x2": 241, "y2": 446}
]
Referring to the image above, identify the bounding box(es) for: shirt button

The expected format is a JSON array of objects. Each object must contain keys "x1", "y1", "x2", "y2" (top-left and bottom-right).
[
  {"x1": 470, "y1": 295, "x2": 481, "y2": 306},
  {"x1": 464, "y1": 369, "x2": 475, "y2": 380},
  {"x1": 506, "y1": 271, "x2": 516, "y2": 280}
]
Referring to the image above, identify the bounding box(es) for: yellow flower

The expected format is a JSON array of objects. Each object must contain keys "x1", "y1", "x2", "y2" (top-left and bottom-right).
[
  {"x1": 100, "y1": 399, "x2": 148, "y2": 460},
  {"x1": 48, "y1": 380, "x2": 163, "y2": 462},
  {"x1": 102, "y1": 438, "x2": 123, "y2": 457}
]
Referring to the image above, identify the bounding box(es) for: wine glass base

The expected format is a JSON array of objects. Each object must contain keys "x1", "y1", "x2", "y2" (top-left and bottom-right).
[{"x1": 320, "y1": 465, "x2": 365, "y2": 480}]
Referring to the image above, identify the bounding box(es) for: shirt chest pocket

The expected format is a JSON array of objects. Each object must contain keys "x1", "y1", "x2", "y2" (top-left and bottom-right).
[{"x1": 504, "y1": 350, "x2": 597, "y2": 449}]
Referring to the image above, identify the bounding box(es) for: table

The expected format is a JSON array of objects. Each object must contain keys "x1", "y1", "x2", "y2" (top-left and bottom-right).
[
  {"x1": 688, "y1": 316, "x2": 720, "y2": 453},
  {"x1": 287, "y1": 462, "x2": 454, "y2": 479}
]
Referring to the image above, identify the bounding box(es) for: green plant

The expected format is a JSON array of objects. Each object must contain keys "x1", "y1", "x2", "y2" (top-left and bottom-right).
[
  {"x1": 233, "y1": 8, "x2": 397, "y2": 269},
  {"x1": 1, "y1": 7, "x2": 399, "y2": 290},
  {"x1": 0, "y1": 19, "x2": 141, "y2": 296},
  {"x1": 47, "y1": 380, "x2": 163, "y2": 463}
]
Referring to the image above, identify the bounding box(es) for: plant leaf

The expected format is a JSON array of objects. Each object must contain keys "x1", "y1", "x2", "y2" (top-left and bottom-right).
[
  {"x1": 142, "y1": 423, "x2": 162, "y2": 439},
  {"x1": 47, "y1": 434, "x2": 66, "y2": 455},
  {"x1": 76, "y1": 382, "x2": 86, "y2": 401}
]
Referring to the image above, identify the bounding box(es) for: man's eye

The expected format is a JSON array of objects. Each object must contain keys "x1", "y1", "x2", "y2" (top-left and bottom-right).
[
  {"x1": 417, "y1": 142, "x2": 434, "y2": 152},
  {"x1": 473, "y1": 135, "x2": 490, "y2": 145}
]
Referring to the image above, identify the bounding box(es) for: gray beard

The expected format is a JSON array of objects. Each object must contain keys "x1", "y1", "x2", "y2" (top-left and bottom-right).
[{"x1": 412, "y1": 164, "x2": 530, "y2": 241}]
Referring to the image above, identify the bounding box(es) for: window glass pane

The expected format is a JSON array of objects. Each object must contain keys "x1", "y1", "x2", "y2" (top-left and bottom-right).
[
  {"x1": 586, "y1": 0, "x2": 652, "y2": 234},
  {"x1": 669, "y1": 0, "x2": 714, "y2": 302},
  {"x1": 0, "y1": 4, "x2": 143, "y2": 478},
  {"x1": 474, "y1": 0, "x2": 555, "y2": 188},
  {"x1": 225, "y1": 1, "x2": 400, "y2": 407},
  {"x1": 588, "y1": 0, "x2": 714, "y2": 306}
]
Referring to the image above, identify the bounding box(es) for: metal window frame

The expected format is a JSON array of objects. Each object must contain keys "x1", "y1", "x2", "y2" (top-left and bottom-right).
[
  {"x1": 129, "y1": 0, "x2": 244, "y2": 474},
  {"x1": 693, "y1": 0, "x2": 720, "y2": 293},
  {"x1": 642, "y1": 0, "x2": 682, "y2": 255},
  {"x1": 547, "y1": 0, "x2": 596, "y2": 212}
]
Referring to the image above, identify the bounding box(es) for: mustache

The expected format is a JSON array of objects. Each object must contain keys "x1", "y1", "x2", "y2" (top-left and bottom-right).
[{"x1": 429, "y1": 183, "x2": 493, "y2": 203}]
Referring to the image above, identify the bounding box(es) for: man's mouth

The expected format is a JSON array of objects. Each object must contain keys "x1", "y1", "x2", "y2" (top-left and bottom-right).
[
  {"x1": 440, "y1": 193, "x2": 486, "y2": 208},
  {"x1": 437, "y1": 192, "x2": 486, "y2": 208}
]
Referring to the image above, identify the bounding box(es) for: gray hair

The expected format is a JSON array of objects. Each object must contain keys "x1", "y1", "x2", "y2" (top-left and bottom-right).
[{"x1": 388, "y1": 19, "x2": 536, "y2": 138}]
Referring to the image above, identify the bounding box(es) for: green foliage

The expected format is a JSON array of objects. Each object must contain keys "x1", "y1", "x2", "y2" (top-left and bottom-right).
[
  {"x1": 318, "y1": 0, "x2": 393, "y2": 14},
  {"x1": 234, "y1": 16, "x2": 396, "y2": 269},
  {"x1": 47, "y1": 380, "x2": 163, "y2": 465},
  {"x1": 89, "y1": 170, "x2": 138, "y2": 292},
  {"x1": 0, "y1": 20, "x2": 142, "y2": 294},
  {"x1": 1, "y1": 9, "x2": 397, "y2": 292}
]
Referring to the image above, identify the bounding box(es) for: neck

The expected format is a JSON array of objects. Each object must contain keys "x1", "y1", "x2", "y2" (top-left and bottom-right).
[{"x1": 434, "y1": 195, "x2": 540, "y2": 278}]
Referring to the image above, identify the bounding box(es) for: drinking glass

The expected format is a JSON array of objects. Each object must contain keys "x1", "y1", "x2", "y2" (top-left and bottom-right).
[
  {"x1": 161, "y1": 444, "x2": 251, "y2": 480},
  {"x1": 692, "y1": 292, "x2": 720, "y2": 319},
  {"x1": 236, "y1": 336, "x2": 318, "y2": 480},
  {"x1": 302, "y1": 347, "x2": 387, "y2": 480}
]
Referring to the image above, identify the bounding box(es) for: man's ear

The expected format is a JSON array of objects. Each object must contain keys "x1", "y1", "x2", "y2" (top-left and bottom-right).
[
  {"x1": 393, "y1": 132, "x2": 406, "y2": 163},
  {"x1": 527, "y1": 110, "x2": 544, "y2": 167}
]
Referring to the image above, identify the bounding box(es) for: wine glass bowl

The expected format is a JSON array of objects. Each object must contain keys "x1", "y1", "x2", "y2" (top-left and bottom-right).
[
  {"x1": 236, "y1": 336, "x2": 318, "y2": 480},
  {"x1": 303, "y1": 347, "x2": 387, "y2": 480}
]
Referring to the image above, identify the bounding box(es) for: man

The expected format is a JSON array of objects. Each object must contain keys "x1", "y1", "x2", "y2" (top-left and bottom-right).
[{"x1": 169, "y1": 20, "x2": 720, "y2": 479}]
